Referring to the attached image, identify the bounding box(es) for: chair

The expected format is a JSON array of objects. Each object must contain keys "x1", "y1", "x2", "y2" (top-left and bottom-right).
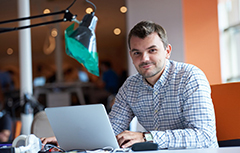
[
  {"x1": 31, "y1": 111, "x2": 55, "y2": 138},
  {"x1": 211, "y1": 82, "x2": 240, "y2": 147}
]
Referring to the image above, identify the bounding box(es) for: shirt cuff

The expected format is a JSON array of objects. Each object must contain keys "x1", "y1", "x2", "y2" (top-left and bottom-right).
[{"x1": 151, "y1": 131, "x2": 169, "y2": 149}]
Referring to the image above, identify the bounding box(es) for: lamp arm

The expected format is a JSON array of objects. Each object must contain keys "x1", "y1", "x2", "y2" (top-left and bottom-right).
[
  {"x1": 0, "y1": 19, "x2": 64, "y2": 34},
  {"x1": 0, "y1": 10, "x2": 65, "y2": 25},
  {"x1": 0, "y1": 9, "x2": 76, "y2": 34}
]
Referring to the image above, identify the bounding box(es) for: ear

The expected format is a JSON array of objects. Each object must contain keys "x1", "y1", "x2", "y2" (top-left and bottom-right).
[{"x1": 165, "y1": 44, "x2": 172, "y2": 59}]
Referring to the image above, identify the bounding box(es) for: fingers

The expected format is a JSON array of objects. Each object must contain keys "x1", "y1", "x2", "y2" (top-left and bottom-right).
[
  {"x1": 40, "y1": 137, "x2": 46, "y2": 142},
  {"x1": 40, "y1": 136, "x2": 58, "y2": 146},
  {"x1": 116, "y1": 131, "x2": 144, "y2": 148}
]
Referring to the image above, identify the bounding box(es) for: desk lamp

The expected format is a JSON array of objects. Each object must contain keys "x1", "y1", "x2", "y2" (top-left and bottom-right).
[{"x1": 0, "y1": 0, "x2": 99, "y2": 76}]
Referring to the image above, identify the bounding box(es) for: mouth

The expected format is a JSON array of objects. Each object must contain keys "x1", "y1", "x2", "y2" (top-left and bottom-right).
[
  {"x1": 139, "y1": 62, "x2": 152, "y2": 69},
  {"x1": 141, "y1": 64, "x2": 151, "y2": 69}
]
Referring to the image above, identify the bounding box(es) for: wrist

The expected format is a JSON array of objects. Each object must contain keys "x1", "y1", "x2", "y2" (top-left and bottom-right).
[{"x1": 142, "y1": 131, "x2": 153, "y2": 142}]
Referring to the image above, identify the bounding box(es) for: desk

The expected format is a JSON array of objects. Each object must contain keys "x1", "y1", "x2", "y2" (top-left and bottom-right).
[{"x1": 135, "y1": 147, "x2": 240, "y2": 153}]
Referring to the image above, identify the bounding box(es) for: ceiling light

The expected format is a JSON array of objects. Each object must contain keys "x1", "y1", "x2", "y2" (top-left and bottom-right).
[
  {"x1": 43, "y1": 8, "x2": 51, "y2": 14},
  {"x1": 113, "y1": 28, "x2": 121, "y2": 35},
  {"x1": 86, "y1": 7, "x2": 93, "y2": 14},
  {"x1": 7, "y1": 48, "x2": 13, "y2": 55},
  {"x1": 120, "y1": 6, "x2": 127, "y2": 13}
]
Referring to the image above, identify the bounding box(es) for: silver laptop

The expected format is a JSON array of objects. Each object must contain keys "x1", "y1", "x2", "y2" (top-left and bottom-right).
[{"x1": 45, "y1": 104, "x2": 119, "y2": 151}]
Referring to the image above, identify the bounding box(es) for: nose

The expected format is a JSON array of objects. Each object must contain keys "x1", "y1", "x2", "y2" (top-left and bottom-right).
[{"x1": 141, "y1": 52, "x2": 150, "y2": 62}]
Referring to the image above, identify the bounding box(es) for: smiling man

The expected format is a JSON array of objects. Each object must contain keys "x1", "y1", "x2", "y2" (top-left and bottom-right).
[{"x1": 108, "y1": 21, "x2": 218, "y2": 149}]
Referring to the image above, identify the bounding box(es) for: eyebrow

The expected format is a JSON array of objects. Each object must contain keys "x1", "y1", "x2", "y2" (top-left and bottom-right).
[
  {"x1": 147, "y1": 45, "x2": 157, "y2": 49},
  {"x1": 130, "y1": 45, "x2": 157, "y2": 52},
  {"x1": 130, "y1": 48, "x2": 139, "y2": 52}
]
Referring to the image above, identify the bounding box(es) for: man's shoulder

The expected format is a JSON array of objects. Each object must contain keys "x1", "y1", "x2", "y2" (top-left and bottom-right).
[
  {"x1": 168, "y1": 60, "x2": 209, "y2": 86},
  {"x1": 169, "y1": 60, "x2": 203, "y2": 75},
  {"x1": 165, "y1": 60, "x2": 208, "y2": 85}
]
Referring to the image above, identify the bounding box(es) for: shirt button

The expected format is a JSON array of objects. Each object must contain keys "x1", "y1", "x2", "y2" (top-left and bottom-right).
[
  {"x1": 155, "y1": 110, "x2": 158, "y2": 113},
  {"x1": 155, "y1": 128, "x2": 158, "y2": 130},
  {"x1": 154, "y1": 92, "x2": 158, "y2": 95}
]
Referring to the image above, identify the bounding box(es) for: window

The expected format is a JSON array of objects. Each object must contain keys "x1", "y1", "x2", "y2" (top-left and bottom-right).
[{"x1": 218, "y1": 0, "x2": 240, "y2": 82}]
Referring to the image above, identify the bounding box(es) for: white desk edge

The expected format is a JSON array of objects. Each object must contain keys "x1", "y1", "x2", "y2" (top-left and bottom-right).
[{"x1": 130, "y1": 147, "x2": 240, "y2": 153}]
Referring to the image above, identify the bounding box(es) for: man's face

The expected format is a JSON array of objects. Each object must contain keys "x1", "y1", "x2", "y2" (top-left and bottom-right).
[{"x1": 129, "y1": 32, "x2": 171, "y2": 82}]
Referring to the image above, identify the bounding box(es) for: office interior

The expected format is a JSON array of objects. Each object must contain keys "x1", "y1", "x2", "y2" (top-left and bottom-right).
[{"x1": 0, "y1": 0, "x2": 240, "y2": 147}]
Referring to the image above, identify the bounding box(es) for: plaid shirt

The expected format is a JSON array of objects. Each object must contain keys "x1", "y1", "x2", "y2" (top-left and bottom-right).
[{"x1": 109, "y1": 60, "x2": 218, "y2": 149}]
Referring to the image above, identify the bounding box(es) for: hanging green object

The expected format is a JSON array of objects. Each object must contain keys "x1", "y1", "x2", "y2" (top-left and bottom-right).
[{"x1": 65, "y1": 13, "x2": 99, "y2": 76}]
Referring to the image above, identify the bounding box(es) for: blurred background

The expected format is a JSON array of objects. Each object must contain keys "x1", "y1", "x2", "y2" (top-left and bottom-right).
[
  {"x1": 0, "y1": 0, "x2": 128, "y2": 89},
  {"x1": 0, "y1": 0, "x2": 129, "y2": 140}
]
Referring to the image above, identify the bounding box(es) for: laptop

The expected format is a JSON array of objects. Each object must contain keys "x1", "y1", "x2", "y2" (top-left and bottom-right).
[{"x1": 45, "y1": 104, "x2": 120, "y2": 151}]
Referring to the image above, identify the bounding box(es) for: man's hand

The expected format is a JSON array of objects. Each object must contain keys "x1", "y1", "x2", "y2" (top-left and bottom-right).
[
  {"x1": 40, "y1": 136, "x2": 58, "y2": 150},
  {"x1": 116, "y1": 130, "x2": 144, "y2": 148}
]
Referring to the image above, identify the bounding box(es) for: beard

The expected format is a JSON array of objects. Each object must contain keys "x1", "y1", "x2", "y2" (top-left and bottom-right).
[{"x1": 137, "y1": 61, "x2": 165, "y2": 79}]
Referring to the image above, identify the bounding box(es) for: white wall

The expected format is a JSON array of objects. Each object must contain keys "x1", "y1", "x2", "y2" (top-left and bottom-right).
[{"x1": 126, "y1": 0, "x2": 184, "y2": 76}]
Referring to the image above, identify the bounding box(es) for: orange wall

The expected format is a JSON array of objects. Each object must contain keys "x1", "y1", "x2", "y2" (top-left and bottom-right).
[{"x1": 183, "y1": 0, "x2": 222, "y2": 85}]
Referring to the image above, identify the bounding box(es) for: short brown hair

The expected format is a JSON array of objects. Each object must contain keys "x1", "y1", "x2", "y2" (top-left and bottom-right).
[{"x1": 128, "y1": 21, "x2": 169, "y2": 49}]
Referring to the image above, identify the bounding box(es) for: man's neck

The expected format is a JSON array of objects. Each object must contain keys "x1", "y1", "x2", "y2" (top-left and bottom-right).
[
  {"x1": 145, "y1": 78, "x2": 154, "y2": 87},
  {"x1": 145, "y1": 66, "x2": 166, "y2": 86}
]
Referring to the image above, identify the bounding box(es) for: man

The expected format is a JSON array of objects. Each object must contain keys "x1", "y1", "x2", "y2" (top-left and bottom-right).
[
  {"x1": 109, "y1": 21, "x2": 218, "y2": 149},
  {"x1": 41, "y1": 21, "x2": 218, "y2": 149}
]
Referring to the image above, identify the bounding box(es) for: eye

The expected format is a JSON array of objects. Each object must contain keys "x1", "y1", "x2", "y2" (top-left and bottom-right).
[
  {"x1": 133, "y1": 51, "x2": 141, "y2": 56},
  {"x1": 149, "y1": 48, "x2": 157, "y2": 53}
]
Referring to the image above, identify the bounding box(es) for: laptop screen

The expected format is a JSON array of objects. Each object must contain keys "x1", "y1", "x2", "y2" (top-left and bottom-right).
[{"x1": 45, "y1": 104, "x2": 119, "y2": 150}]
